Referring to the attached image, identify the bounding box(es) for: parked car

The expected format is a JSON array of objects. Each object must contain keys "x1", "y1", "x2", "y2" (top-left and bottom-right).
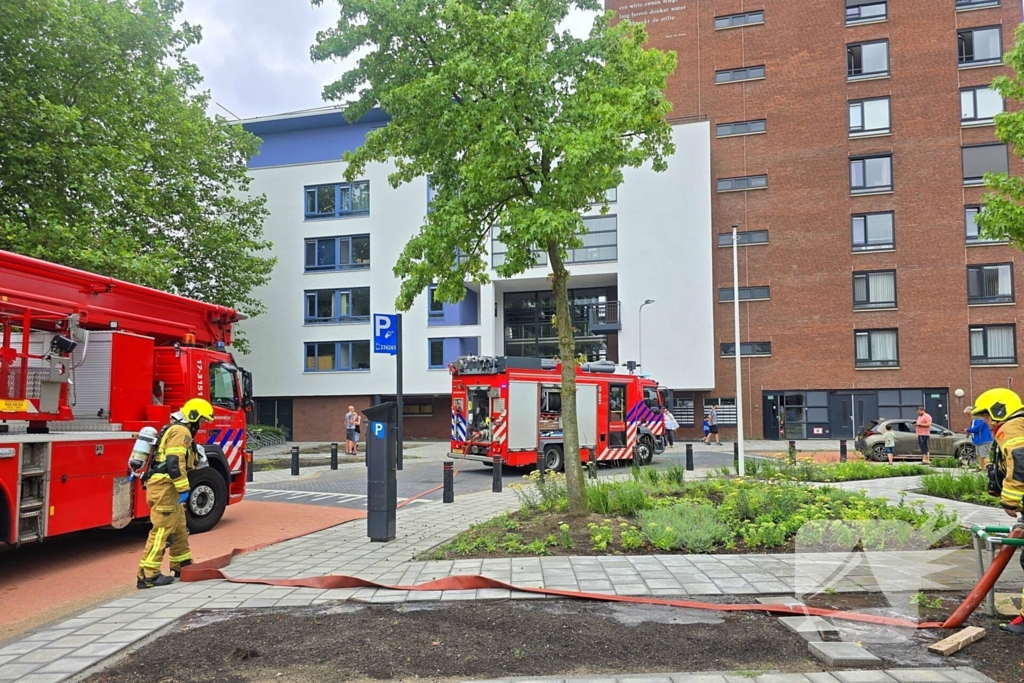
[{"x1": 855, "y1": 419, "x2": 975, "y2": 462}]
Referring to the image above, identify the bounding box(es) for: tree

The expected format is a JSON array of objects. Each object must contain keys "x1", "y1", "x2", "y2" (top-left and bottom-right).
[
  {"x1": 312, "y1": 0, "x2": 675, "y2": 514},
  {"x1": 0, "y1": 0, "x2": 274, "y2": 346}
]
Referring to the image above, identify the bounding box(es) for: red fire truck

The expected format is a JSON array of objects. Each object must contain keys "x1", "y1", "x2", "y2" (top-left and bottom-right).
[
  {"x1": 448, "y1": 356, "x2": 667, "y2": 470},
  {"x1": 0, "y1": 250, "x2": 253, "y2": 546}
]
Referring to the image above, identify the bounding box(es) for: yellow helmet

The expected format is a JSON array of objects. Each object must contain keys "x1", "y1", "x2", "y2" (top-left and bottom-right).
[
  {"x1": 181, "y1": 398, "x2": 215, "y2": 423},
  {"x1": 971, "y1": 388, "x2": 1024, "y2": 422}
]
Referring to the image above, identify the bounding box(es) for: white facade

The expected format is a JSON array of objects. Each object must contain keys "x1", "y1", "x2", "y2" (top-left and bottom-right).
[{"x1": 238, "y1": 112, "x2": 715, "y2": 400}]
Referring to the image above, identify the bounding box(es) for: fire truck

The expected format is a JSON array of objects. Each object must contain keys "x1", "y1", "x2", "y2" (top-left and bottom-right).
[
  {"x1": 448, "y1": 356, "x2": 667, "y2": 470},
  {"x1": 0, "y1": 249, "x2": 253, "y2": 546}
]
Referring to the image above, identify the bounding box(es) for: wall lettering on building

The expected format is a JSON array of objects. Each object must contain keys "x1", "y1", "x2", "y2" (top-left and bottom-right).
[{"x1": 616, "y1": 0, "x2": 683, "y2": 24}]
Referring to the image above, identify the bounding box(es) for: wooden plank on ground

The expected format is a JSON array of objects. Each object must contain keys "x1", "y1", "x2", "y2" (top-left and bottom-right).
[{"x1": 927, "y1": 627, "x2": 987, "y2": 656}]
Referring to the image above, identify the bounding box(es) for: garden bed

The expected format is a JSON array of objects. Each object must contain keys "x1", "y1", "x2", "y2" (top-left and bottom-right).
[
  {"x1": 919, "y1": 470, "x2": 1001, "y2": 508},
  {"x1": 742, "y1": 458, "x2": 933, "y2": 482}
]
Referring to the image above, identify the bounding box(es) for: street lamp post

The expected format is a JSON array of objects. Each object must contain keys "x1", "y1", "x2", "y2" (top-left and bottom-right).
[
  {"x1": 732, "y1": 225, "x2": 745, "y2": 476},
  {"x1": 638, "y1": 299, "x2": 655, "y2": 371}
]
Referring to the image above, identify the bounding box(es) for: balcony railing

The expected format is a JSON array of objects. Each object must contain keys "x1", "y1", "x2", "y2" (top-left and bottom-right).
[{"x1": 586, "y1": 301, "x2": 621, "y2": 333}]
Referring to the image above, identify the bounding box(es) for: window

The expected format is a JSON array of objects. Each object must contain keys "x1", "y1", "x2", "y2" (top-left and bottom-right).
[
  {"x1": 956, "y1": 0, "x2": 1001, "y2": 8},
  {"x1": 853, "y1": 270, "x2": 897, "y2": 309},
  {"x1": 304, "y1": 288, "x2": 370, "y2": 324},
  {"x1": 604, "y1": 187, "x2": 618, "y2": 203},
  {"x1": 714, "y1": 11, "x2": 764, "y2": 29},
  {"x1": 304, "y1": 235, "x2": 370, "y2": 271},
  {"x1": 966, "y1": 205, "x2": 1003, "y2": 244},
  {"x1": 717, "y1": 175, "x2": 767, "y2": 192},
  {"x1": 878, "y1": 389, "x2": 926, "y2": 420},
  {"x1": 967, "y1": 263, "x2": 1014, "y2": 304},
  {"x1": 849, "y1": 98, "x2": 891, "y2": 136},
  {"x1": 852, "y1": 212, "x2": 895, "y2": 251},
  {"x1": 962, "y1": 144, "x2": 1008, "y2": 185},
  {"x1": 959, "y1": 27, "x2": 1002, "y2": 67},
  {"x1": 846, "y1": 0, "x2": 887, "y2": 23},
  {"x1": 304, "y1": 341, "x2": 371, "y2": 372},
  {"x1": 208, "y1": 363, "x2": 239, "y2": 410},
  {"x1": 855, "y1": 329, "x2": 899, "y2": 368},
  {"x1": 719, "y1": 286, "x2": 770, "y2": 302},
  {"x1": 716, "y1": 119, "x2": 767, "y2": 137},
  {"x1": 718, "y1": 230, "x2": 769, "y2": 247},
  {"x1": 428, "y1": 339, "x2": 445, "y2": 368},
  {"x1": 961, "y1": 86, "x2": 1003, "y2": 124},
  {"x1": 721, "y1": 342, "x2": 772, "y2": 357},
  {"x1": 850, "y1": 155, "x2": 892, "y2": 194},
  {"x1": 971, "y1": 325, "x2": 1017, "y2": 365},
  {"x1": 304, "y1": 181, "x2": 370, "y2": 218},
  {"x1": 671, "y1": 397, "x2": 695, "y2": 426},
  {"x1": 715, "y1": 66, "x2": 766, "y2": 84},
  {"x1": 493, "y1": 216, "x2": 617, "y2": 266},
  {"x1": 427, "y1": 286, "x2": 445, "y2": 317},
  {"x1": 404, "y1": 400, "x2": 435, "y2": 417},
  {"x1": 704, "y1": 398, "x2": 737, "y2": 426},
  {"x1": 847, "y1": 41, "x2": 889, "y2": 79}
]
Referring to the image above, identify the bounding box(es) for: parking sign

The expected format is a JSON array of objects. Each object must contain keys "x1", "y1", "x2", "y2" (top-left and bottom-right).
[{"x1": 373, "y1": 313, "x2": 398, "y2": 355}]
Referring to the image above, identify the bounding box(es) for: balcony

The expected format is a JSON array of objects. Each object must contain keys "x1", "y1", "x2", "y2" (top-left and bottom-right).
[{"x1": 587, "y1": 301, "x2": 622, "y2": 333}]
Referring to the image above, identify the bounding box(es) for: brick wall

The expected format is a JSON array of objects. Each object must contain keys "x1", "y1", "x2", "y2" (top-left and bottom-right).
[{"x1": 291, "y1": 395, "x2": 452, "y2": 441}]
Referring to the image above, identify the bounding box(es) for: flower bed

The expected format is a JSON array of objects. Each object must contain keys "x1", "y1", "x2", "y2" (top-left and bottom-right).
[
  {"x1": 920, "y1": 470, "x2": 1000, "y2": 508},
  {"x1": 743, "y1": 458, "x2": 933, "y2": 482},
  {"x1": 420, "y1": 468, "x2": 967, "y2": 559}
]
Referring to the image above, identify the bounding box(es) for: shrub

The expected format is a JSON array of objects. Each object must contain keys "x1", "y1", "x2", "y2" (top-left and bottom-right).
[
  {"x1": 585, "y1": 481, "x2": 613, "y2": 515},
  {"x1": 638, "y1": 503, "x2": 732, "y2": 552},
  {"x1": 609, "y1": 481, "x2": 650, "y2": 516},
  {"x1": 920, "y1": 470, "x2": 997, "y2": 507},
  {"x1": 588, "y1": 520, "x2": 613, "y2": 551},
  {"x1": 931, "y1": 457, "x2": 960, "y2": 469},
  {"x1": 620, "y1": 524, "x2": 644, "y2": 550}
]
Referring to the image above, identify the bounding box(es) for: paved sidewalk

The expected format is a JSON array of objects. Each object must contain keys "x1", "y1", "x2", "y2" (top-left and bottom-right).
[{"x1": 459, "y1": 669, "x2": 994, "y2": 683}]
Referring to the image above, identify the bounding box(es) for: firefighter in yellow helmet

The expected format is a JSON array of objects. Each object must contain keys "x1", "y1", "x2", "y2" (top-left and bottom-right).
[
  {"x1": 971, "y1": 388, "x2": 1024, "y2": 633},
  {"x1": 136, "y1": 398, "x2": 214, "y2": 588}
]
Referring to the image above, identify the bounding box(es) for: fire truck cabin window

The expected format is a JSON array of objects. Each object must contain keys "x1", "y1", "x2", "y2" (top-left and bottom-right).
[
  {"x1": 609, "y1": 385, "x2": 626, "y2": 422},
  {"x1": 209, "y1": 363, "x2": 239, "y2": 409},
  {"x1": 643, "y1": 386, "x2": 659, "y2": 409}
]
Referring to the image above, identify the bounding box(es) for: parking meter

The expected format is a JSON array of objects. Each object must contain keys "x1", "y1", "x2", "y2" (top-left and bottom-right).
[{"x1": 363, "y1": 401, "x2": 398, "y2": 542}]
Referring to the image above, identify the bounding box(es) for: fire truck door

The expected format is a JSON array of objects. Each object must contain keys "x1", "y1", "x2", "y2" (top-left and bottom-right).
[
  {"x1": 577, "y1": 384, "x2": 598, "y2": 449},
  {"x1": 608, "y1": 383, "x2": 627, "y2": 447},
  {"x1": 507, "y1": 381, "x2": 540, "y2": 451}
]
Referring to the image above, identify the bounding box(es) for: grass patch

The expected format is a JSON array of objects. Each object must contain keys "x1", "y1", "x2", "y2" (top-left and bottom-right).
[
  {"x1": 920, "y1": 470, "x2": 999, "y2": 508},
  {"x1": 743, "y1": 458, "x2": 932, "y2": 482}
]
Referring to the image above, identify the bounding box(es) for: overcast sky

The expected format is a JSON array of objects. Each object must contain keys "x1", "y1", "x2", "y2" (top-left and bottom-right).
[{"x1": 178, "y1": 0, "x2": 596, "y2": 120}]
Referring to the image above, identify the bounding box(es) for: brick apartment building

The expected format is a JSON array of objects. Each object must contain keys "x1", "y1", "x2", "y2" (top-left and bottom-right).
[{"x1": 604, "y1": 0, "x2": 1024, "y2": 440}]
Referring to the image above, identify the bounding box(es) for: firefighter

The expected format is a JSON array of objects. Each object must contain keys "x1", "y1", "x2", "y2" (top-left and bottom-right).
[
  {"x1": 136, "y1": 398, "x2": 214, "y2": 588},
  {"x1": 970, "y1": 388, "x2": 1024, "y2": 633}
]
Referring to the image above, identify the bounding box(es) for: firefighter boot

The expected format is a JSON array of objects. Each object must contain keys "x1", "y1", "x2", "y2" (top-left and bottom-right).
[
  {"x1": 137, "y1": 572, "x2": 175, "y2": 589},
  {"x1": 172, "y1": 559, "x2": 193, "y2": 578}
]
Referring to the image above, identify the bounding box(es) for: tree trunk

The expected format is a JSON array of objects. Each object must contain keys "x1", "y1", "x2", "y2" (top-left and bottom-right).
[{"x1": 547, "y1": 242, "x2": 588, "y2": 515}]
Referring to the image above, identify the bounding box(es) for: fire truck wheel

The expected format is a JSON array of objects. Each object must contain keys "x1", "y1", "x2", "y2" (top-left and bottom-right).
[
  {"x1": 542, "y1": 444, "x2": 564, "y2": 473},
  {"x1": 185, "y1": 469, "x2": 228, "y2": 534},
  {"x1": 634, "y1": 436, "x2": 655, "y2": 467}
]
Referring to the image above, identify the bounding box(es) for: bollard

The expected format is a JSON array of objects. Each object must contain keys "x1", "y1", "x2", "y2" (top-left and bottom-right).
[
  {"x1": 685, "y1": 443, "x2": 694, "y2": 471},
  {"x1": 330, "y1": 442, "x2": 338, "y2": 470},
  {"x1": 733, "y1": 441, "x2": 739, "y2": 472},
  {"x1": 588, "y1": 449, "x2": 597, "y2": 480},
  {"x1": 839, "y1": 439, "x2": 847, "y2": 464},
  {"x1": 245, "y1": 450, "x2": 254, "y2": 482},
  {"x1": 788, "y1": 440, "x2": 797, "y2": 466},
  {"x1": 537, "y1": 451, "x2": 545, "y2": 482},
  {"x1": 291, "y1": 445, "x2": 300, "y2": 476},
  {"x1": 443, "y1": 461, "x2": 454, "y2": 503},
  {"x1": 492, "y1": 455, "x2": 502, "y2": 493}
]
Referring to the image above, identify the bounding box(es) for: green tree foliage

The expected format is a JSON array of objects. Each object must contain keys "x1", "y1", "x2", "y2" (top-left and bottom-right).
[
  {"x1": 978, "y1": 25, "x2": 1024, "y2": 244},
  {"x1": 312, "y1": 0, "x2": 676, "y2": 513},
  {"x1": 0, "y1": 0, "x2": 274, "y2": 344}
]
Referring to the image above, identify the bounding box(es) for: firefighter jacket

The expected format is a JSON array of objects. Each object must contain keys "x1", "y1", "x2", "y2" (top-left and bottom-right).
[
  {"x1": 993, "y1": 413, "x2": 1024, "y2": 511},
  {"x1": 147, "y1": 423, "x2": 196, "y2": 493}
]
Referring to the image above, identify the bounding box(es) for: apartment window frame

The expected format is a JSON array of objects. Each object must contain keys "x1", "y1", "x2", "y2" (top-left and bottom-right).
[
  {"x1": 427, "y1": 285, "x2": 445, "y2": 317},
  {"x1": 847, "y1": 40, "x2": 889, "y2": 80},
  {"x1": 304, "y1": 234, "x2": 371, "y2": 272},
  {"x1": 967, "y1": 262, "x2": 1015, "y2": 304},
  {"x1": 961, "y1": 85, "x2": 1004, "y2": 125},
  {"x1": 304, "y1": 287, "x2": 371, "y2": 324},
  {"x1": 854, "y1": 329, "x2": 899, "y2": 368},
  {"x1": 428, "y1": 338, "x2": 446, "y2": 369},
  {"x1": 714, "y1": 10, "x2": 765, "y2": 30},
  {"x1": 850, "y1": 154, "x2": 893, "y2": 195},
  {"x1": 704, "y1": 398, "x2": 737, "y2": 426},
  {"x1": 970, "y1": 324, "x2": 1017, "y2": 366},
  {"x1": 958, "y1": 26, "x2": 1003, "y2": 67},
  {"x1": 403, "y1": 400, "x2": 435, "y2": 417},
  {"x1": 965, "y1": 205, "x2": 1005, "y2": 244},
  {"x1": 956, "y1": 0, "x2": 1001, "y2": 9},
  {"x1": 846, "y1": 0, "x2": 887, "y2": 24},
  {"x1": 962, "y1": 143, "x2": 1009, "y2": 186},
  {"x1": 853, "y1": 270, "x2": 898, "y2": 310},
  {"x1": 719, "y1": 286, "x2": 770, "y2": 303},
  {"x1": 717, "y1": 230, "x2": 769, "y2": 247},
  {"x1": 716, "y1": 119, "x2": 767, "y2": 138},
  {"x1": 304, "y1": 180, "x2": 370, "y2": 219},
  {"x1": 303, "y1": 340, "x2": 371, "y2": 373},
  {"x1": 720, "y1": 341, "x2": 773, "y2": 357},
  {"x1": 715, "y1": 65, "x2": 766, "y2": 84},
  {"x1": 717, "y1": 175, "x2": 768, "y2": 192},
  {"x1": 848, "y1": 97, "x2": 891, "y2": 137},
  {"x1": 851, "y1": 212, "x2": 895, "y2": 252}
]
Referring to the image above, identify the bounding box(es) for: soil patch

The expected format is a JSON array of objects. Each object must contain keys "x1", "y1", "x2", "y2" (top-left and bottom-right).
[{"x1": 84, "y1": 600, "x2": 818, "y2": 683}]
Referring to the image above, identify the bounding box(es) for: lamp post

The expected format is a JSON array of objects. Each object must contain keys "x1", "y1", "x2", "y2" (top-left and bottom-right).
[
  {"x1": 638, "y1": 299, "x2": 655, "y2": 371},
  {"x1": 732, "y1": 225, "x2": 745, "y2": 476}
]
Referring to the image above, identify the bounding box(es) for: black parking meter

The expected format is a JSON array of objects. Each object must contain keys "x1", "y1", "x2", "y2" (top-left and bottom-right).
[{"x1": 363, "y1": 401, "x2": 398, "y2": 542}]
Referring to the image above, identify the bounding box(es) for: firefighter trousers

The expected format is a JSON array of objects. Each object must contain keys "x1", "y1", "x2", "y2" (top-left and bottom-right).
[{"x1": 138, "y1": 480, "x2": 191, "y2": 578}]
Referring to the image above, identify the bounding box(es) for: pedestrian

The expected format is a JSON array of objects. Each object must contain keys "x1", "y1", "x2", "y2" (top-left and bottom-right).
[
  {"x1": 965, "y1": 405, "x2": 994, "y2": 469},
  {"x1": 968, "y1": 388, "x2": 1024, "y2": 633},
  {"x1": 701, "y1": 417, "x2": 711, "y2": 444},
  {"x1": 353, "y1": 411, "x2": 362, "y2": 452},
  {"x1": 884, "y1": 423, "x2": 896, "y2": 465},
  {"x1": 707, "y1": 405, "x2": 720, "y2": 445},
  {"x1": 133, "y1": 398, "x2": 213, "y2": 589},
  {"x1": 914, "y1": 406, "x2": 932, "y2": 465},
  {"x1": 345, "y1": 405, "x2": 358, "y2": 455},
  {"x1": 662, "y1": 406, "x2": 679, "y2": 447}
]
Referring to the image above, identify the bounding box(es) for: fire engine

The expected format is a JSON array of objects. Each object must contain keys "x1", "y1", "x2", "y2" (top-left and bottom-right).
[
  {"x1": 448, "y1": 356, "x2": 667, "y2": 470},
  {"x1": 0, "y1": 250, "x2": 253, "y2": 546}
]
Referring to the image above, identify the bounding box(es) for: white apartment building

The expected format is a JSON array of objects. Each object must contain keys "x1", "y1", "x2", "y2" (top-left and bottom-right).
[{"x1": 238, "y1": 107, "x2": 715, "y2": 440}]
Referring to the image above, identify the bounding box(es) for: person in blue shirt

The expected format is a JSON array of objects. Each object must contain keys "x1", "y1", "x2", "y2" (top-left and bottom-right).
[
  {"x1": 965, "y1": 405, "x2": 994, "y2": 468},
  {"x1": 701, "y1": 417, "x2": 711, "y2": 445}
]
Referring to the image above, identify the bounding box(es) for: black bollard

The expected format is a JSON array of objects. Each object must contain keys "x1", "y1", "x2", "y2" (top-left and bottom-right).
[
  {"x1": 733, "y1": 441, "x2": 739, "y2": 471},
  {"x1": 330, "y1": 442, "x2": 338, "y2": 470},
  {"x1": 686, "y1": 443, "x2": 694, "y2": 471},
  {"x1": 537, "y1": 451, "x2": 545, "y2": 482},
  {"x1": 443, "y1": 461, "x2": 454, "y2": 503},
  {"x1": 291, "y1": 445, "x2": 300, "y2": 476},
  {"x1": 840, "y1": 439, "x2": 847, "y2": 464},
  {"x1": 588, "y1": 449, "x2": 597, "y2": 480},
  {"x1": 492, "y1": 455, "x2": 502, "y2": 492},
  {"x1": 246, "y1": 450, "x2": 254, "y2": 482}
]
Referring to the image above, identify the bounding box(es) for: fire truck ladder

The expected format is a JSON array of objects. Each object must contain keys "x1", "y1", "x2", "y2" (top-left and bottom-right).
[{"x1": 16, "y1": 443, "x2": 49, "y2": 544}]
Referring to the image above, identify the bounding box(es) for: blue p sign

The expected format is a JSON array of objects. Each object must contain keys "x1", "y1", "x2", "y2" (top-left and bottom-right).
[
  {"x1": 371, "y1": 421, "x2": 386, "y2": 439},
  {"x1": 373, "y1": 314, "x2": 398, "y2": 355}
]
